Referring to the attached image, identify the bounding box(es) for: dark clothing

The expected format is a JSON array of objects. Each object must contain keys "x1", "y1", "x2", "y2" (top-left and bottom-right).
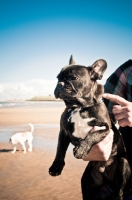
[
  {"x1": 104, "y1": 60, "x2": 132, "y2": 199},
  {"x1": 104, "y1": 59, "x2": 132, "y2": 168},
  {"x1": 104, "y1": 59, "x2": 132, "y2": 121}
]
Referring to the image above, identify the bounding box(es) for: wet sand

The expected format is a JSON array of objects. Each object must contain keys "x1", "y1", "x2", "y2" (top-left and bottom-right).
[{"x1": 0, "y1": 106, "x2": 88, "y2": 200}]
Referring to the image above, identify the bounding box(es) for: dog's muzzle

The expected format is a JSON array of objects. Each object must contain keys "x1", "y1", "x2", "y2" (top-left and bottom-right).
[{"x1": 54, "y1": 82, "x2": 64, "y2": 98}]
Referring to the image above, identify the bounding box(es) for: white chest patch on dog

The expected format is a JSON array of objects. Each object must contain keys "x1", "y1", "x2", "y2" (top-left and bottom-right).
[{"x1": 69, "y1": 108, "x2": 96, "y2": 139}]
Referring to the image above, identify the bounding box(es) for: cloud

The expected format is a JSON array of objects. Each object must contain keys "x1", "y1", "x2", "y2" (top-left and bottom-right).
[
  {"x1": 0, "y1": 85, "x2": 4, "y2": 93},
  {"x1": 0, "y1": 75, "x2": 109, "y2": 101},
  {"x1": 0, "y1": 79, "x2": 57, "y2": 101}
]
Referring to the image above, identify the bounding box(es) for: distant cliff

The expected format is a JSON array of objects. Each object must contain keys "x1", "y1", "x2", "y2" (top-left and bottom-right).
[{"x1": 28, "y1": 96, "x2": 62, "y2": 101}]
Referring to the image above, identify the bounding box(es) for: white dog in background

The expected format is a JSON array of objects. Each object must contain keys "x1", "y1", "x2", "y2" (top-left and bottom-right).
[{"x1": 9, "y1": 123, "x2": 34, "y2": 153}]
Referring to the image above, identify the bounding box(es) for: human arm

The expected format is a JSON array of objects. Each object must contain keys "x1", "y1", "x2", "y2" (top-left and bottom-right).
[{"x1": 83, "y1": 94, "x2": 132, "y2": 161}]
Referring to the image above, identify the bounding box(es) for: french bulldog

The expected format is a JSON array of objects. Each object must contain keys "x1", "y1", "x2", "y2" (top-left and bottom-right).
[{"x1": 49, "y1": 55, "x2": 131, "y2": 200}]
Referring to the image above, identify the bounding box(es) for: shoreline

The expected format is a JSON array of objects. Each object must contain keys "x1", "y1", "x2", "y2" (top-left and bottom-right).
[{"x1": 0, "y1": 106, "x2": 88, "y2": 200}]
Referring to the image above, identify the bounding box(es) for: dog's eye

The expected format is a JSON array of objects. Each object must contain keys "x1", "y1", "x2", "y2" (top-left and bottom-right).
[{"x1": 70, "y1": 76, "x2": 78, "y2": 81}]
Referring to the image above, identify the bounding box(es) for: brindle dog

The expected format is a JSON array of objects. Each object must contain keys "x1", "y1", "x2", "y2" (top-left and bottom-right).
[{"x1": 49, "y1": 55, "x2": 131, "y2": 200}]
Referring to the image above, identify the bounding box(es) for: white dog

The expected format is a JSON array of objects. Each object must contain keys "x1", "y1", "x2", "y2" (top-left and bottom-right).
[{"x1": 9, "y1": 123, "x2": 34, "y2": 153}]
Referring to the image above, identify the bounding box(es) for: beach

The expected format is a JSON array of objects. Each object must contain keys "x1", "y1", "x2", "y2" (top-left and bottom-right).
[{"x1": 0, "y1": 102, "x2": 88, "y2": 200}]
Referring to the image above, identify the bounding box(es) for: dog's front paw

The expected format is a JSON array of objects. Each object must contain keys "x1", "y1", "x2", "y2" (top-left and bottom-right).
[
  {"x1": 73, "y1": 146, "x2": 86, "y2": 159},
  {"x1": 49, "y1": 160, "x2": 65, "y2": 176},
  {"x1": 11, "y1": 151, "x2": 15, "y2": 154},
  {"x1": 73, "y1": 142, "x2": 90, "y2": 159}
]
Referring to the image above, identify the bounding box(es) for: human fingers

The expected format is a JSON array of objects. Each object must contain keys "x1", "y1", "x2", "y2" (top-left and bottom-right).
[
  {"x1": 112, "y1": 105, "x2": 122, "y2": 114},
  {"x1": 103, "y1": 93, "x2": 129, "y2": 106},
  {"x1": 112, "y1": 106, "x2": 128, "y2": 121},
  {"x1": 113, "y1": 105, "x2": 132, "y2": 114},
  {"x1": 115, "y1": 114, "x2": 132, "y2": 127},
  {"x1": 117, "y1": 118, "x2": 129, "y2": 127},
  {"x1": 112, "y1": 105, "x2": 132, "y2": 127}
]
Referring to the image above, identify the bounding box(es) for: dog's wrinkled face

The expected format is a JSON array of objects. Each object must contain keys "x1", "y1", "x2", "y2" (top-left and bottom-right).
[
  {"x1": 54, "y1": 55, "x2": 107, "y2": 107},
  {"x1": 55, "y1": 65, "x2": 91, "y2": 100}
]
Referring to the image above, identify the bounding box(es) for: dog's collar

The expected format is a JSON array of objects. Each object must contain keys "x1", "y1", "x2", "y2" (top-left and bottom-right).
[
  {"x1": 68, "y1": 97, "x2": 103, "y2": 111},
  {"x1": 68, "y1": 97, "x2": 103, "y2": 122},
  {"x1": 97, "y1": 97, "x2": 103, "y2": 104}
]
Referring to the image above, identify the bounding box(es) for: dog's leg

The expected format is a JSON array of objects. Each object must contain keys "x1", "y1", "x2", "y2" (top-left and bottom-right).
[
  {"x1": 28, "y1": 140, "x2": 32, "y2": 152},
  {"x1": 74, "y1": 122, "x2": 110, "y2": 159},
  {"x1": 11, "y1": 146, "x2": 16, "y2": 153},
  {"x1": 49, "y1": 128, "x2": 71, "y2": 176},
  {"x1": 20, "y1": 141, "x2": 26, "y2": 153},
  {"x1": 74, "y1": 127, "x2": 110, "y2": 159}
]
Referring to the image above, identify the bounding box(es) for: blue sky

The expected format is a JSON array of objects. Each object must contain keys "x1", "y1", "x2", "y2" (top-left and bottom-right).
[{"x1": 0, "y1": 0, "x2": 132, "y2": 100}]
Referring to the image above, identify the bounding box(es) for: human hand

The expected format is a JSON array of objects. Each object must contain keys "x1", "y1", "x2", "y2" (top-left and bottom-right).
[
  {"x1": 103, "y1": 93, "x2": 132, "y2": 127},
  {"x1": 83, "y1": 128, "x2": 114, "y2": 161}
]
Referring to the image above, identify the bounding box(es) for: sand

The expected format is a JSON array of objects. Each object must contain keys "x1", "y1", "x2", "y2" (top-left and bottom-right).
[
  {"x1": 0, "y1": 106, "x2": 88, "y2": 200},
  {"x1": 0, "y1": 107, "x2": 64, "y2": 126}
]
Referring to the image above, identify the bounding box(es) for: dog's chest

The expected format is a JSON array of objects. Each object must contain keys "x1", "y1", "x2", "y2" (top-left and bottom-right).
[{"x1": 69, "y1": 108, "x2": 95, "y2": 139}]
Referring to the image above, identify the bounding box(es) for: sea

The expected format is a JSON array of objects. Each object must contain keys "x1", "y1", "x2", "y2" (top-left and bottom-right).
[{"x1": 0, "y1": 100, "x2": 65, "y2": 108}]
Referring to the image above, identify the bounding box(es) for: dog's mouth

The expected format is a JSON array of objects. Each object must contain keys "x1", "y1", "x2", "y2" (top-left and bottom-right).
[
  {"x1": 55, "y1": 91, "x2": 71, "y2": 99},
  {"x1": 54, "y1": 88, "x2": 78, "y2": 100}
]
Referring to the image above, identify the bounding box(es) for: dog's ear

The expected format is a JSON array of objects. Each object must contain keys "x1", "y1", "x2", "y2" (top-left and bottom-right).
[
  {"x1": 88, "y1": 59, "x2": 107, "y2": 80},
  {"x1": 69, "y1": 55, "x2": 76, "y2": 65}
]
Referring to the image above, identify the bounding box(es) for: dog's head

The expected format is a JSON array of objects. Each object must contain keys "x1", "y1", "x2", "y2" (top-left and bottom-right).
[
  {"x1": 54, "y1": 55, "x2": 107, "y2": 107},
  {"x1": 9, "y1": 138, "x2": 12, "y2": 144},
  {"x1": 9, "y1": 137, "x2": 14, "y2": 145}
]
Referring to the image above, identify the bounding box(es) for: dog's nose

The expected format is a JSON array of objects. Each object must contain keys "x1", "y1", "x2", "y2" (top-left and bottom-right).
[{"x1": 58, "y1": 82, "x2": 64, "y2": 88}]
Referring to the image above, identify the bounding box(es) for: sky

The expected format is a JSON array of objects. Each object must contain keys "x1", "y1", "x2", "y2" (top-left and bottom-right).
[{"x1": 0, "y1": 0, "x2": 132, "y2": 100}]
